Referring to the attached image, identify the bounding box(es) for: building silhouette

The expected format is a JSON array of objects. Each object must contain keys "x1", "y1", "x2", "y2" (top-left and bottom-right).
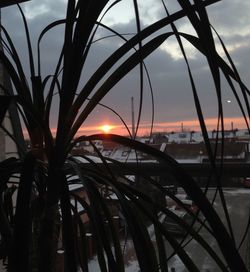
[{"x1": 0, "y1": 2, "x2": 28, "y2": 160}]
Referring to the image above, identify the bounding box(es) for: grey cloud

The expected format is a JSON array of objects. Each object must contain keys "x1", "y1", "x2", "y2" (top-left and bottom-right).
[
  {"x1": 208, "y1": 0, "x2": 250, "y2": 33},
  {"x1": 0, "y1": 0, "x2": 249, "y2": 132}
]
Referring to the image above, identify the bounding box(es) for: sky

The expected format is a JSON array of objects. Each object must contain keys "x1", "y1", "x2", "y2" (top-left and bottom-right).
[{"x1": 2, "y1": 0, "x2": 250, "y2": 137}]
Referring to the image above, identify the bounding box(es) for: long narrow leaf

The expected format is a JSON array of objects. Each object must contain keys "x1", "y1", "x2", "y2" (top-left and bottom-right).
[
  {"x1": 8, "y1": 152, "x2": 36, "y2": 272},
  {"x1": 85, "y1": 133, "x2": 247, "y2": 272},
  {"x1": 68, "y1": 33, "x2": 171, "y2": 142}
]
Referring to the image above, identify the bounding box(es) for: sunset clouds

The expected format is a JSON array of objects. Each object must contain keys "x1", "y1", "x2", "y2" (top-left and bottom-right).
[{"x1": 2, "y1": 0, "x2": 250, "y2": 136}]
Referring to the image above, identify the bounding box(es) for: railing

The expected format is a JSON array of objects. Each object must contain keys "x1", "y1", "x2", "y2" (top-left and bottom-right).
[{"x1": 76, "y1": 162, "x2": 250, "y2": 177}]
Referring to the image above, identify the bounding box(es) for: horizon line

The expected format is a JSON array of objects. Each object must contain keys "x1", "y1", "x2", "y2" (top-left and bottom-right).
[{"x1": 22, "y1": 116, "x2": 248, "y2": 139}]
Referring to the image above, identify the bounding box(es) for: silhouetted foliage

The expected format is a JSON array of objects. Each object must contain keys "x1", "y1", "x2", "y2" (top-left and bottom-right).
[{"x1": 0, "y1": 0, "x2": 249, "y2": 271}]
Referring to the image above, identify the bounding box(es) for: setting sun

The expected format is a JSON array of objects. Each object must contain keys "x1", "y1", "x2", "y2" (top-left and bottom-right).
[{"x1": 100, "y1": 124, "x2": 113, "y2": 134}]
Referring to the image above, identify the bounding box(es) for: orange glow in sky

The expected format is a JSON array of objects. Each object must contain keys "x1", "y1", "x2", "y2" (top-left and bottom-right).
[{"x1": 22, "y1": 116, "x2": 248, "y2": 138}]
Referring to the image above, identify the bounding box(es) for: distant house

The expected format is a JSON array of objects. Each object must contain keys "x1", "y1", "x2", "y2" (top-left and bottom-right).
[
  {"x1": 166, "y1": 131, "x2": 207, "y2": 143},
  {"x1": 166, "y1": 129, "x2": 250, "y2": 144},
  {"x1": 161, "y1": 141, "x2": 248, "y2": 163}
]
